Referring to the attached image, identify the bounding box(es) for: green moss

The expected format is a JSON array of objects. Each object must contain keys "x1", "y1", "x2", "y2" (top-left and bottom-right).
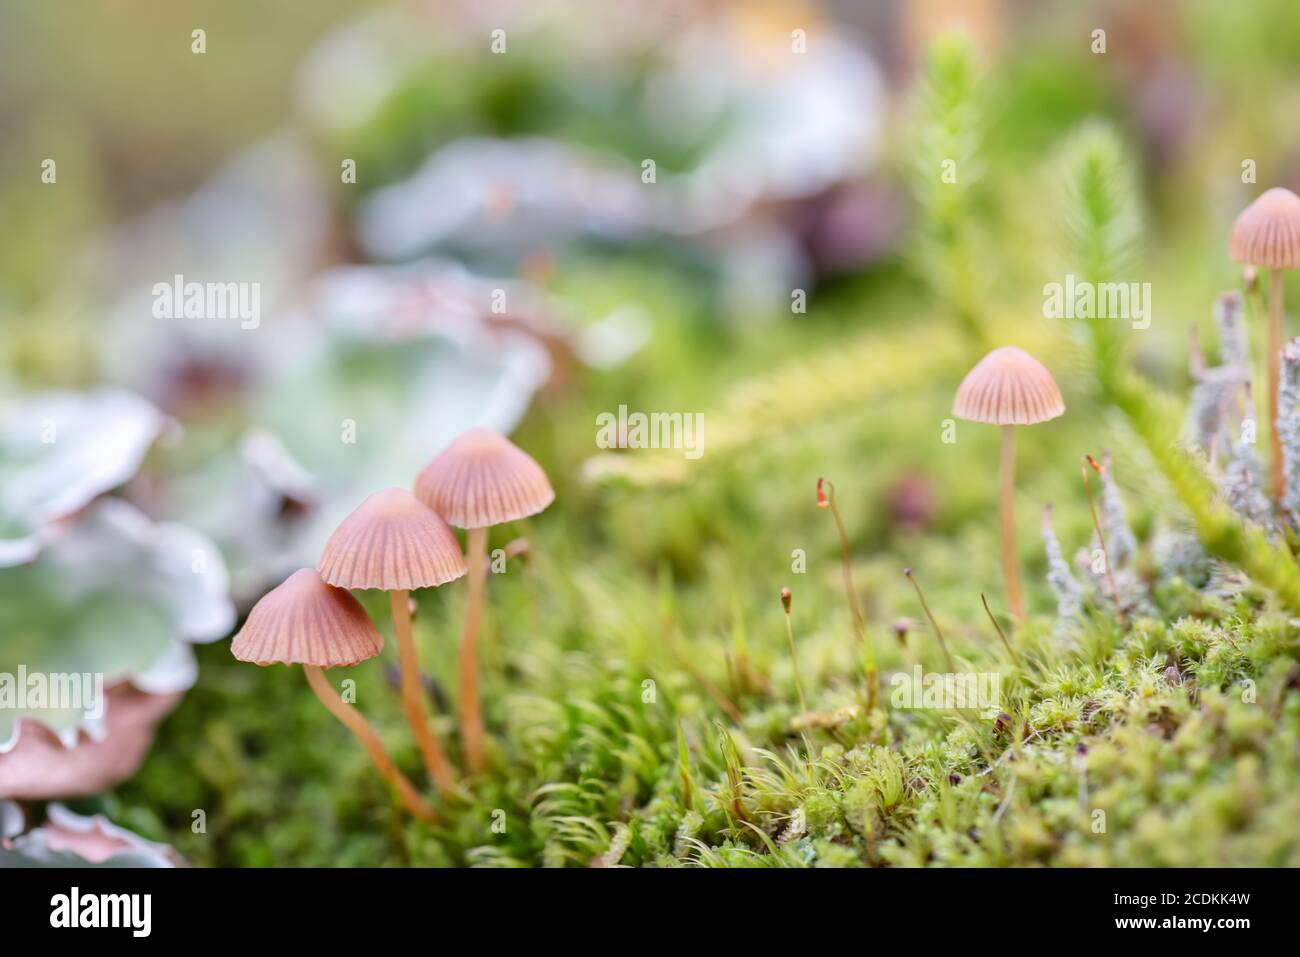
[
  {"x1": 103, "y1": 30, "x2": 1300, "y2": 870},
  {"x1": 112, "y1": 461, "x2": 1300, "y2": 866}
]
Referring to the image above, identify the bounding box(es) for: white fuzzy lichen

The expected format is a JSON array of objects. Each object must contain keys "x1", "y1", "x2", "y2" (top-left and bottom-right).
[
  {"x1": 1188, "y1": 293, "x2": 1272, "y2": 532},
  {"x1": 1215, "y1": 292, "x2": 1249, "y2": 369},
  {"x1": 1279, "y1": 338, "x2": 1300, "y2": 527},
  {"x1": 1225, "y1": 434, "x2": 1273, "y2": 532},
  {"x1": 1042, "y1": 504, "x2": 1084, "y2": 636},
  {"x1": 1074, "y1": 454, "x2": 1151, "y2": 617},
  {"x1": 1150, "y1": 527, "x2": 1210, "y2": 586},
  {"x1": 1097, "y1": 450, "x2": 1137, "y2": 568},
  {"x1": 1186, "y1": 299, "x2": 1250, "y2": 462},
  {"x1": 1188, "y1": 369, "x2": 1243, "y2": 461}
]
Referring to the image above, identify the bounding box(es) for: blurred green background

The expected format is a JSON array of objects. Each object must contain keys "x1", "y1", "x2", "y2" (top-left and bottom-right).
[{"x1": 4, "y1": 0, "x2": 1300, "y2": 867}]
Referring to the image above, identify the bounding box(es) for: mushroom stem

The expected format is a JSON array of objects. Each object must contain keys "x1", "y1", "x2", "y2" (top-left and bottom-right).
[
  {"x1": 1269, "y1": 267, "x2": 1286, "y2": 501},
  {"x1": 458, "y1": 526, "x2": 490, "y2": 774},
  {"x1": 390, "y1": 590, "x2": 459, "y2": 794},
  {"x1": 999, "y1": 425, "x2": 1025, "y2": 622},
  {"x1": 303, "y1": 664, "x2": 436, "y2": 823}
]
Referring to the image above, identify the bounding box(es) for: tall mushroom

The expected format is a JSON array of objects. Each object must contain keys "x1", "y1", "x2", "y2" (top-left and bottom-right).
[
  {"x1": 953, "y1": 346, "x2": 1065, "y2": 622},
  {"x1": 1230, "y1": 187, "x2": 1300, "y2": 501},
  {"x1": 415, "y1": 428, "x2": 554, "y2": 773},
  {"x1": 231, "y1": 568, "x2": 434, "y2": 822},
  {"x1": 319, "y1": 488, "x2": 467, "y2": 795}
]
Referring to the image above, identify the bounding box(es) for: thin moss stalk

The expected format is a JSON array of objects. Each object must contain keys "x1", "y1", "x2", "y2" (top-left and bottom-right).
[
  {"x1": 817, "y1": 478, "x2": 878, "y2": 713},
  {"x1": 904, "y1": 567, "x2": 956, "y2": 673}
]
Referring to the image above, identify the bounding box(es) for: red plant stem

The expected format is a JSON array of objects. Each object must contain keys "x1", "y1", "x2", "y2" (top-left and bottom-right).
[
  {"x1": 1081, "y1": 457, "x2": 1125, "y2": 626},
  {"x1": 904, "y1": 568, "x2": 955, "y2": 673},
  {"x1": 981, "y1": 592, "x2": 1023, "y2": 668},
  {"x1": 782, "y1": 603, "x2": 808, "y2": 713},
  {"x1": 819, "y1": 479, "x2": 878, "y2": 711}
]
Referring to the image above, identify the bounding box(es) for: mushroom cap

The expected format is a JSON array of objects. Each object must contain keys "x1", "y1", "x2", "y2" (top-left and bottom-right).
[
  {"x1": 1229, "y1": 187, "x2": 1300, "y2": 269},
  {"x1": 319, "y1": 488, "x2": 468, "y2": 591},
  {"x1": 231, "y1": 568, "x2": 383, "y2": 667},
  {"x1": 953, "y1": 346, "x2": 1065, "y2": 426},
  {"x1": 414, "y1": 427, "x2": 555, "y2": 529}
]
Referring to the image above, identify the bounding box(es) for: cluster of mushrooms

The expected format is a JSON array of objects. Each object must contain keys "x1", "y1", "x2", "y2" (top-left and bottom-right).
[
  {"x1": 231, "y1": 428, "x2": 553, "y2": 821},
  {"x1": 228, "y1": 191, "x2": 1300, "y2": 822},
  {"x1": 953, "y1": 186, "x2": 1300, "y2": 623}
]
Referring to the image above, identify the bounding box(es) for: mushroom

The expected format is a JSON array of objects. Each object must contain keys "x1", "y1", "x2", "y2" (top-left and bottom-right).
[
  {"x1": 953, "y1": 346, "x2": 1065, "y2": 621},
  {"x1": 319, "y1": 488, "x2": 467, "y2": 795},
  {"x1": 1230, "y1": 187, "x2": 1300, "y2": 500},
  {"x1": 231, "y1": 568, "x2": 434, "y2": 822},
  {"x1": 415, "y1": 428, "x2": 554, "y2": 773}
]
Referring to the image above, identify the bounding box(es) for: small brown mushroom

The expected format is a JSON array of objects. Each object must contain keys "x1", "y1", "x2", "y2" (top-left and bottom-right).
[
  {"x1": 415, "y1": 428, "x2": 554, "y2": 773},
  {"x1": 1230, "y1": 187, "x2": 1300, "y2": 500},
  {"x1": 231, "y1": 568, "x2": 433, "y2": 822},
  {"x1": 319, "y1": 488, "x2": 467, "y2": 794},
  {"x1": 953, "y1": 346, "x2": 1065, "y2": 621}
]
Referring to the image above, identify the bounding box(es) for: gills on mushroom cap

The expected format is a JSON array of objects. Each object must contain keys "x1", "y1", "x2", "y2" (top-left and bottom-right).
[
  {"x1": 952, "y1": 346, "x2": 1066, "y2": 426},
  {"x1": 231, "y1": 568, "x2": 384, "y2": 668},
  {"x1": 318, "y1": 488, "x2": 468, "y2": 591},
  {"x1": 1230, "y1": 187, "x2": 1300, "y2": 270},
  {"x1": 415, "y1": 427, "x2": 555, "y2": 529}
]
